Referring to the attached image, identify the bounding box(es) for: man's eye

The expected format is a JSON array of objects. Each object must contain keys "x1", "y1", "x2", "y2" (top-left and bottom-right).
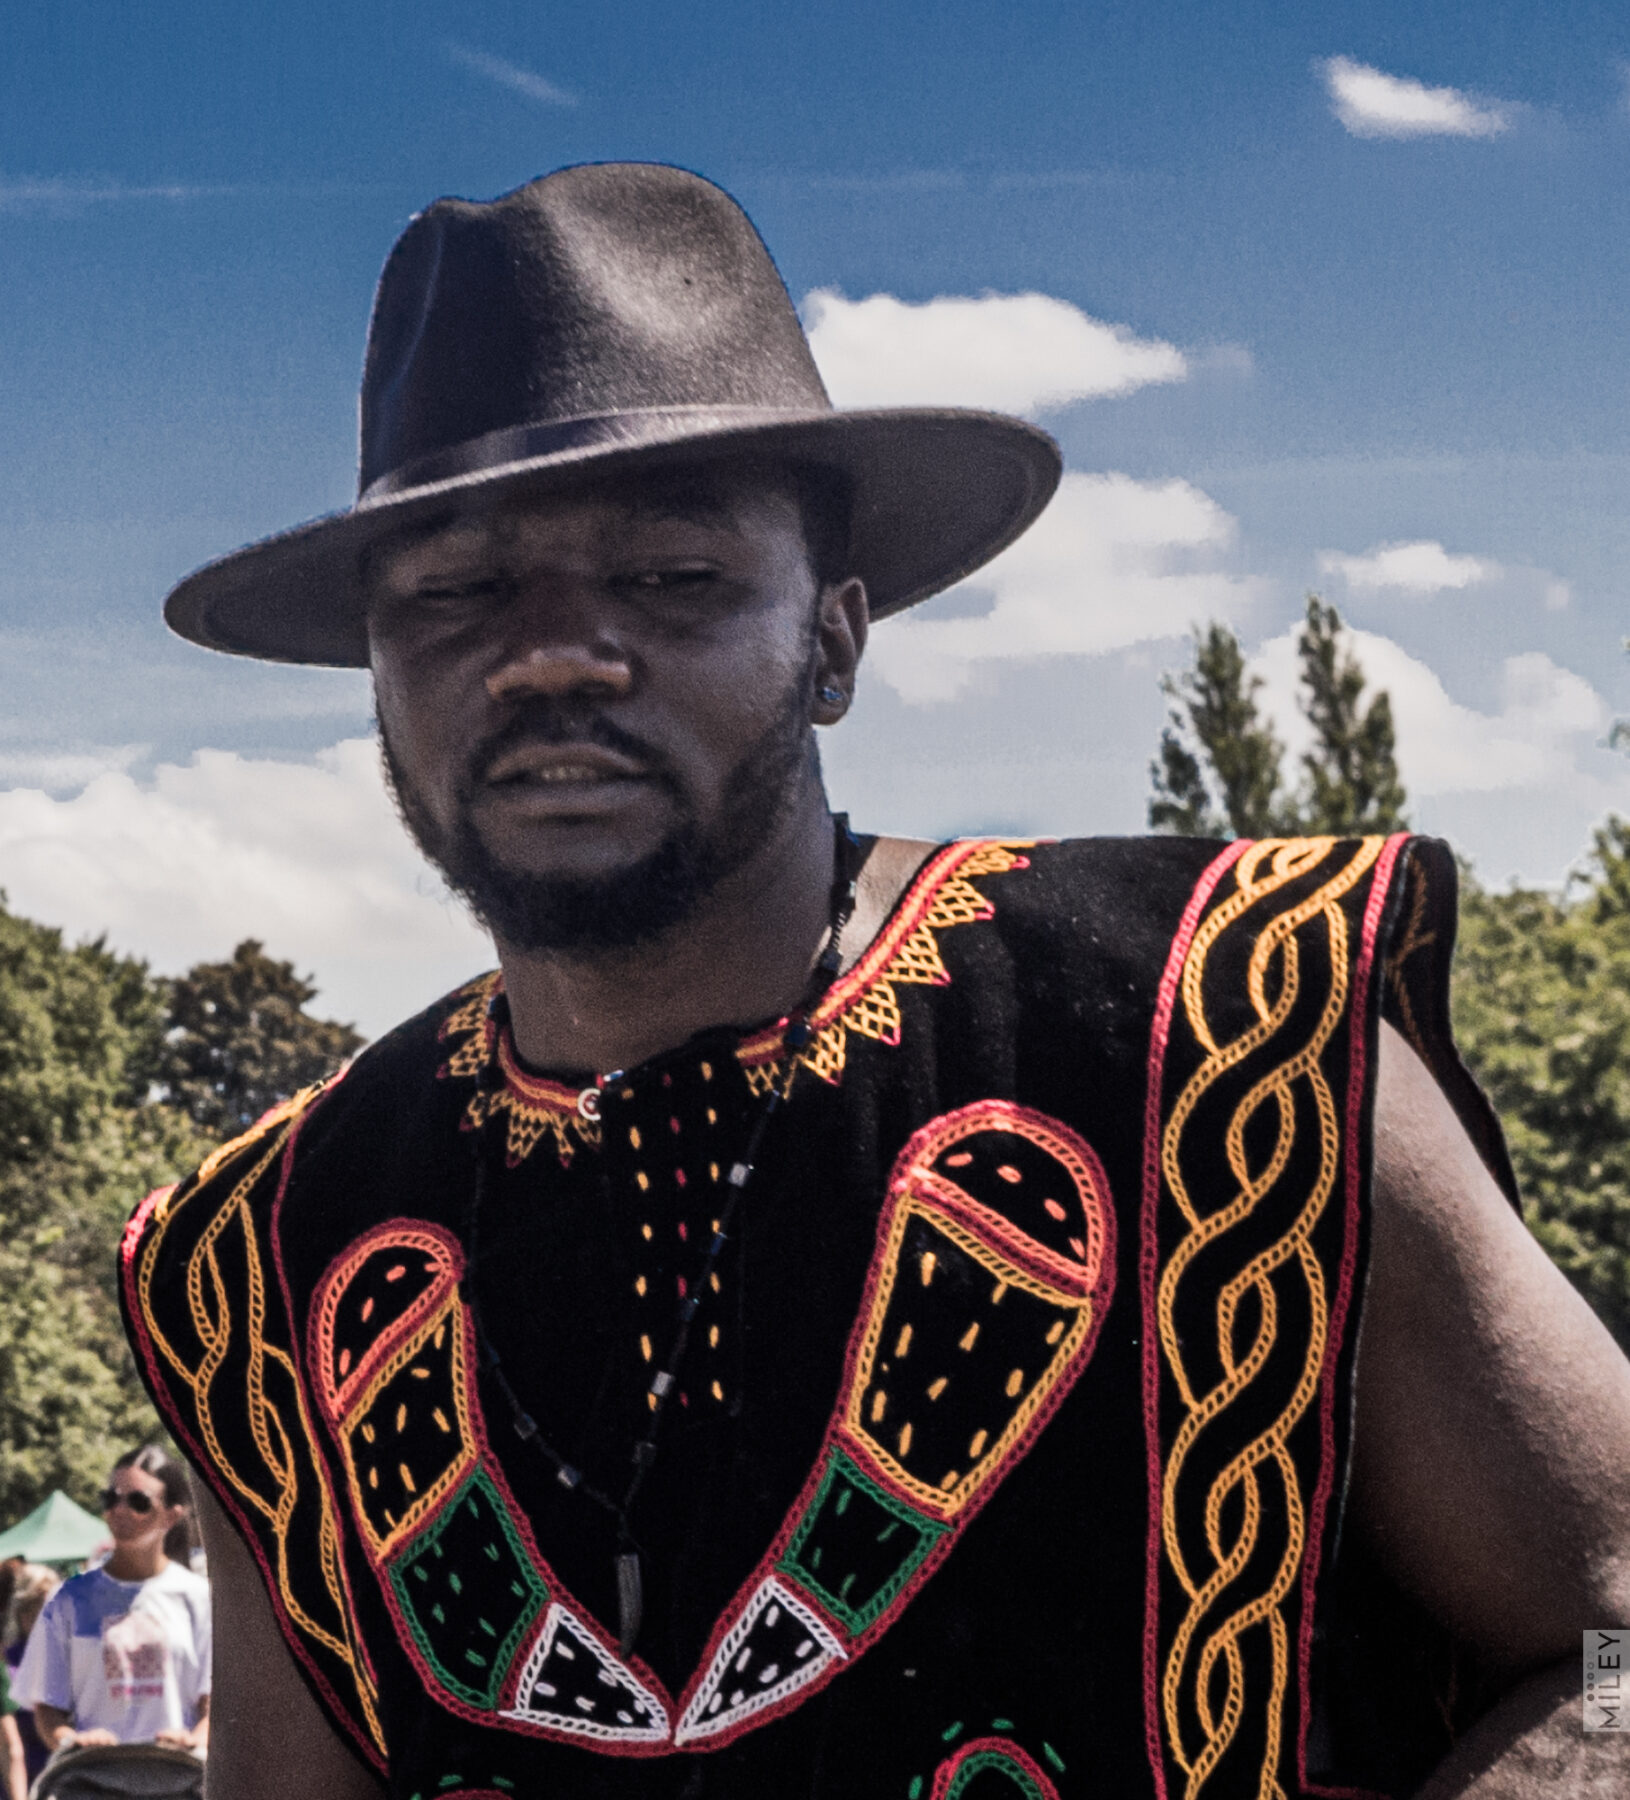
[
  {"x1": 409, "y1": 578, "x2": 510, "y2": 606},
  {"x1": 616, "y1": 567, "x2": 717, "y2": 592}
]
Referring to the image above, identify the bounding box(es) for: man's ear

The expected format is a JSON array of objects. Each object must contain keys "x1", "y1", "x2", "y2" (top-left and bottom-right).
[{"x1": 812, "y1": 577, "x2": 868, "y2": 724}]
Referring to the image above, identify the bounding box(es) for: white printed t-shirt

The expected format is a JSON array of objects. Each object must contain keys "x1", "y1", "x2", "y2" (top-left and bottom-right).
[{"x1": 14, "y1": 1562, "x2": 211, "y2": 1743}]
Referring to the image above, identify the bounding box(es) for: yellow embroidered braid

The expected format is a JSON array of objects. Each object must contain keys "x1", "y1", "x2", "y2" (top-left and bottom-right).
[
  {"x1": 1156, "y1": 837, "x2": 1383, "y2": 1800},
  {"x1": 132, "y1": 1095, "x2": 386, "y2": 1754}
]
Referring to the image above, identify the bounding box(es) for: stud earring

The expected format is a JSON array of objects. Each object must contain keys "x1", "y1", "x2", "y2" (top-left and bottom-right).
[{"x1": 819, "y1": 685, "x2": 845, "y2": 705}]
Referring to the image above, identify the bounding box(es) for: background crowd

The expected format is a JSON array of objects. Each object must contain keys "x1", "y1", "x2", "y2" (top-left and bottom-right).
[{"x1": 0, "y1": 1447, "x2": 209, "y2": 1799}]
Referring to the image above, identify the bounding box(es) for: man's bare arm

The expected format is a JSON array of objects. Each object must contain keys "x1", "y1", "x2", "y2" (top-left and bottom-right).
[
  {"x1": 193, "y1": 1482, "x2": 385, "y2": 1800},
  {"x1": 1412, "y1": 1660, "x2": 1622, "y2": 1799},
  {"x1": 1353, "y1": 1022, "x2": 1630, "y2": 1790}
]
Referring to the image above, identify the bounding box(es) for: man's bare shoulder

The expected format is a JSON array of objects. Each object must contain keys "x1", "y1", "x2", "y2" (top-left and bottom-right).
[{"x1": 1356, "y1": 1020, "x2": 1630, "y2": 1667}]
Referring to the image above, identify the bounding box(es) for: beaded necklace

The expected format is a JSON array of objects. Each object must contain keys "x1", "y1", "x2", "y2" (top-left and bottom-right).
[{"x1": 461, "y1": 815, "x2": 861, "y2": 1653}]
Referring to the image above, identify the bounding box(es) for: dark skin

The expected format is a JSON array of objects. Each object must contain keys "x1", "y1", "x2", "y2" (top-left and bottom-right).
[
  {"x1": 367, "y1": 475, "x2": 877, "y2": 1074},
  {"x1": 197, "y1": 466, "x2": 1630, "y2": 1797}
]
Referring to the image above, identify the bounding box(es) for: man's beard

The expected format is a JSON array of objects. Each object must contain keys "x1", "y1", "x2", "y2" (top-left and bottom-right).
[{"x1": 380, "y1": 678, "x2": 818, "y2": 956}]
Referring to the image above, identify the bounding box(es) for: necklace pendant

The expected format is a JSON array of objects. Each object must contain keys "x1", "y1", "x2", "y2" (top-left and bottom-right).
[
  {"x1": 615, "y1": 1548, "x2": 643, "y2": 1655},
  {"x1": 578, "y1": 1069, "x2": 623, "y2": 1122}
]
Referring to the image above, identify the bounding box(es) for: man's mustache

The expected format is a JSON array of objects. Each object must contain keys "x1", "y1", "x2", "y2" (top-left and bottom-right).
[{"x1": 460, "y1": 702, "x2": 677, "y2": 795}]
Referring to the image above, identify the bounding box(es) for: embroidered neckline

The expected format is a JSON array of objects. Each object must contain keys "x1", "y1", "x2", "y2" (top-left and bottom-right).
[
  {"x1": 438, "y1": 983, "x2": 598, "y2": 1166},
  {"x1": 735, "y1": 838, "x2": 1030, "y2": 1093},
  {"x1": 436, "y1": 837, "x2": 1032, "y2": 1166}
]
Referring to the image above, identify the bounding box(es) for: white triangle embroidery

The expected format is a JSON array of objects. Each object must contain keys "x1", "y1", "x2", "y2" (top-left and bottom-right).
[
  {"x1": 674, "y1": 1576, "x2": 847, "y2": 1747},
  {"x1": 501, "y1": 1602, "x2": 669, "y2": 1745}
]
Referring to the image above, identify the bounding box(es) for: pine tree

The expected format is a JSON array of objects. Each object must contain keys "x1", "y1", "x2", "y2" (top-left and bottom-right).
[
  {"x1": 1149, "y1": 623, "x2": 1286, "y2": 837},
  {"x1": 1149, "y1": 596, "x2": 1407, "y2": 838},
  {"x1": 1296, "y1": 597, "x2": 1408, "y2": 834}
]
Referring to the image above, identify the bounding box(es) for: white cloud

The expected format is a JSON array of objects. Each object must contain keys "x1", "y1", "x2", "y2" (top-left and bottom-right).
[
  {"x1": 0, "y1": 744, "x2": 147, "y2": 792},
  {"x1": 865, "y1": 471, "x2": 1261, "y2": 702},
  {"x1": 1319, "y1": 56, "x2": 1510, "y2": 140},
  {"x1": 0, "y1": 177, "x2": 242, "y2": 213},
  {"x1": 1317, "y1": 539, "x2": 1497, "y2": 594},
  {"x1": 443, "y1": 42, "x2": 579, "y2": 107},
  {"x1": 806, "y1": 171, "x2": 966, "y2": 195},
  {"x1": 803, "y1": 290, "x2": 1187, "y2": 415},
  {"x1": 0, "y1": 739, "x2": 489, "y2": 1039},
  {"x1": 1253, "y1": 629, "x2": 1607, "y2": 796}
]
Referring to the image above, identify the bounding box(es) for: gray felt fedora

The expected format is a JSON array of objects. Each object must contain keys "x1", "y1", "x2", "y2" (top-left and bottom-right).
[{"x1": 163, "y1": 162, "x2": 1063, "y2": 666}]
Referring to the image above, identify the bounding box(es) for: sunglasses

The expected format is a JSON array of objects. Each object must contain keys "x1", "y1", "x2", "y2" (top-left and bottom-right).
[{"x1": 99, "y1": 1488, "x2": 158, "y2": 1516}]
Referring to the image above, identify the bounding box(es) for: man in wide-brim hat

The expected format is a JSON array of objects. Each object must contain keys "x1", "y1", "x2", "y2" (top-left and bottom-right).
[{"x1": 121, "y1": 164, "x2": 1630, "y2": 1799}]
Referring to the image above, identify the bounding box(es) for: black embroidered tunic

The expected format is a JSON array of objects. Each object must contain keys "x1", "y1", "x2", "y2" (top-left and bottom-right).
[{"x1": 120, "y1": 835, "x2": 1512, "y2": 1800}]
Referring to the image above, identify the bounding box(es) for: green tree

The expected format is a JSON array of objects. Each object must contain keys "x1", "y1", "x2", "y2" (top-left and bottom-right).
[
  {"x1": 1296, "y1": 596, "x2": 1408, "y2": 834},
  {"x1": 0, "y1": 923, "x2": 363, "y2": 1523},
  {"x1": 0, "y1": 906, "x2": 207, "y2": 1521},
  {"x1": 1452, "y1": 822, "x2": 1630, "y2": 1350},
  {"x1": 1149, "y1": 595, "x2": 1408, "y2": 838},
  {"x1": 1149, "y1": 623, "x2": 1286, "y2": 837},
  {"x1": 154, "y1": 939, "x2": 363, "y2": 1140}
]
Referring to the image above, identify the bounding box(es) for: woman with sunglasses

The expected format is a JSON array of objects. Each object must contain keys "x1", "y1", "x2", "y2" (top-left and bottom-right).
[{"x1": 12, "y1": 1447, "x2": 210, "y2": 1759}]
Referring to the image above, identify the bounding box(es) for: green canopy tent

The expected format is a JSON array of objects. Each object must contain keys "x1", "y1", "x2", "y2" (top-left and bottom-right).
[{"x1": 0, "y1": 1490, "x2": 107, "y2": 1566}]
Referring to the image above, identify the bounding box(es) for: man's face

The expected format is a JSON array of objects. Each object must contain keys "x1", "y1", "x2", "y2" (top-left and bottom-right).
[{"x1": 367, "y1": 465, "x2": 856, "y2": 953}]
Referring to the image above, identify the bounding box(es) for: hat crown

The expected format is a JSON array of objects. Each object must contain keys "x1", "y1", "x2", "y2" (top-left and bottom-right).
[
  {"x1": 163, "y1": 162, "x2": 1060, "y2": 666},
  {"x1": 359, "y1": 163, "x2": 832, "y2": 494}
]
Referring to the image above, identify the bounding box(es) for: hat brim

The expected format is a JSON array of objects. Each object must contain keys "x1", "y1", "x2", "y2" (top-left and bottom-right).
[{"x1": 162, "y1": 408, "x2": 1062, "y2": 666}]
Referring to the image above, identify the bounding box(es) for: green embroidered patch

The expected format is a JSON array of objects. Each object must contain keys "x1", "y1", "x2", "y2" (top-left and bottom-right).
[
  {"x1": 941, "y1": 1749, "x2": 1049, "y2": 1799},
  {"x1": 778, "y1": 1449, "x2": 945, "y2": 1635},
  {"x1": 388, "y1": 1467, "x2": 547, "y2": 1709}
]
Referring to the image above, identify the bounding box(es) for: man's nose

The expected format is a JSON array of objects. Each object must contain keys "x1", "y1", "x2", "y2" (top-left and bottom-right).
[{"x1": 483, "y1": 597, "x2": 635, "y2": 704}]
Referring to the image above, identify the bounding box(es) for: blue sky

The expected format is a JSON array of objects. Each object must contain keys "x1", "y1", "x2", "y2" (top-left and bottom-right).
[{"x1": 4, "y1": 2, "x2": 1630, "y2": 1031}]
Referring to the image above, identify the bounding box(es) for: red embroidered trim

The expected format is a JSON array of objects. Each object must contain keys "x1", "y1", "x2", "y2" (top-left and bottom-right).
[
  {"x1": 1137, "y1": 838, "x2": 1248, "y2": 1800},
  {"x1": 304, "y1": 1220, "x2": 681, "y2": 1757},
  {"x1": 929, "y1": 1735, "x2": 1062, "y2": 1800},
  {"x1": 310, "y1": 1223, "x2": 461, "y2": 1419},
  {"x1": 120, "y1": 1099, "x2": 389, "y2": 1773},
  {"x1": 435, "y1": 839, "x2": 1032, "y2": 1157},
  {"x1": 1295, "y1": 832, "x2": 1407, "y2": 1800},
  {"x1": 495, "y1": 1031, "x2": 582, "y2": 1110},
  {"x1": 1139, "y1": 838, "x2": 1397, "y2": 1800},
  {"x1": 266, "y1": 1105, "x2": 387, "y2": 1746},
  {"x1": 120, "y1": 1185, "x2": 171, "y2": 1273},
  {"x1": 293, "y1": 1090, "x2": 1116, "y2": 1760},
  {"x1": 671, "y1": 1099, "x2": 1116, "y2": 1750},
  {"x1": 734, "y1": 839, "x2": 1032, "y2": 1090},
  {"x1": 437, "y1": 974, "x2": 601, "y2": 1168}
]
